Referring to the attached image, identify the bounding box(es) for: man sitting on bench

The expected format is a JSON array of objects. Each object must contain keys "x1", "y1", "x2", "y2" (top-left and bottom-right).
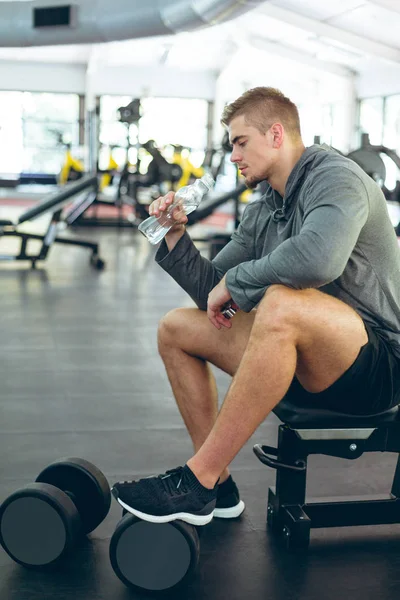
[{"x1": 112, "y1": 87, "x2": 400, "y2": 526}]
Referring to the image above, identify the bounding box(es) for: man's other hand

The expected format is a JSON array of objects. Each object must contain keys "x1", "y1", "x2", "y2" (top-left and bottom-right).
[{"x1": 207, "y1": 276, "x2": 238, "y2": 329}]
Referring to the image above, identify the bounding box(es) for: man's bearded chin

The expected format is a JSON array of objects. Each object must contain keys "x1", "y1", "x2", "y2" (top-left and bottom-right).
[{"x1": 245, "y1": 175, "x2": 264, "y2": 189}]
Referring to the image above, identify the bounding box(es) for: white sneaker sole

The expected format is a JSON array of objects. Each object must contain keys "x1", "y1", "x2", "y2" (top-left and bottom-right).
[
  {"x1": 214, "y1": 500, "x2": 245, "y2": 519},
  {"x1": 116, "y1": 497, "x2": 214, "y2": 526}
]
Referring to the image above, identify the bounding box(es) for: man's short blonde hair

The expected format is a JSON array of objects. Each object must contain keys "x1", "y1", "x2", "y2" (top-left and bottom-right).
[{"x1": 221, "y1": 87, "x2": 302, "y2": 141}]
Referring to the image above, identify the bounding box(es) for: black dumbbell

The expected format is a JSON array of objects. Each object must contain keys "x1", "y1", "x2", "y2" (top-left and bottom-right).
[
  {"x1": 109, "y1": 513, "x2": 201, "y2": 593},
  {"x1": 0, "y1": 457, "x2": 111, "y2": 568}
]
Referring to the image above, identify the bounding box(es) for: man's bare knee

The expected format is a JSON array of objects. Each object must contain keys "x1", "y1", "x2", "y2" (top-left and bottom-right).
[
  {"x1": 253, "y1": 285, "x2": 300, "y2": 336},
  {"x1": 158, "y1": 306, "x2": 256, "y2": 376},
  {"x1": 157, "y1": 308, "x2": 194, "y2": 351}
]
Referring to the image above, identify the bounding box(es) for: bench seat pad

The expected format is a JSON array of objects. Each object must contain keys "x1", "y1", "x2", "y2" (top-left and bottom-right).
[{"x1": 273, "y1": 399, "x2": 400, "y2": 428}]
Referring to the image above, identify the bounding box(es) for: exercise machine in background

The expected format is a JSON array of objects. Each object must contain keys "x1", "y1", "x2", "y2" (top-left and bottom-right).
[
  {"x1": 48, "y1": 129, "x2": 85, "y2": 185},
  {"x1": 347, "y1": 133, "x2": 400, "y2": 235},
  {"x1": 171, "y1": 144, "x2": 205, "y2": 188},
  {"x1": 314, "y1": 134, "x2": 400, "y2": 235},
  {"x1": 0, "y1": 175, "x2": 105, "y2": 269},
  {"x1": 115, "y1": 99, "x2": 185, "y2": 222},
  {"x1": 70, "y1": 99, "x2": 183, "y2": 227},
  {"x1": 67, "y1": 101, "x2": 140, "y2": 228}
]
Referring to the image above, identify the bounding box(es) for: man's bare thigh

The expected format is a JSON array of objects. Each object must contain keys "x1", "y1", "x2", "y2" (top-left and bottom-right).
[
  {"x1": 160, "y1": 287, "x2": 369, "y2": 393},
  {"x1": 257, "y1": 286, "x2": 369, "y2": 394},
  {"x1": 158, "y1": 307, "x2": 256, "y2": 376}
]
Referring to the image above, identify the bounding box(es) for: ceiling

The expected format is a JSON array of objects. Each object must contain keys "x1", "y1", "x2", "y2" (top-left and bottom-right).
[{"x1": 0, "y1": 0, "x2": 399, "y2": 91}]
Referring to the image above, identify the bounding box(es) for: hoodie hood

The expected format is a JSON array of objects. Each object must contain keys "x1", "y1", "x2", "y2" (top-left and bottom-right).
[{"x1": 264, "y1": 144, "x2": 338, "y2": 222}]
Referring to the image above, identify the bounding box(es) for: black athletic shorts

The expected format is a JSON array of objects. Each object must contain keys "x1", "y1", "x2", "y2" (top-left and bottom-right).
[{"x1": 284, "y1": 322, "x2": 400, "y2": 415}]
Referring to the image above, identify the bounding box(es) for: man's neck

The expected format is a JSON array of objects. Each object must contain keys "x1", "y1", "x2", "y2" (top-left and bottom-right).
[{"x1": 269, "y1": 144, "x2": 306, "y2": 197}]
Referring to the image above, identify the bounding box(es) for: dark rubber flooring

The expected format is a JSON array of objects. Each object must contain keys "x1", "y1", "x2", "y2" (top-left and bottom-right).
[{"x1": 1, "y1": 227, "x2": 400, "y2": 600}]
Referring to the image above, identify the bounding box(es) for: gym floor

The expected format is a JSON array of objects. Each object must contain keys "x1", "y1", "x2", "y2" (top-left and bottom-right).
[{"x1": 1, "y1": 225, "x2": 400, "y2": 600}]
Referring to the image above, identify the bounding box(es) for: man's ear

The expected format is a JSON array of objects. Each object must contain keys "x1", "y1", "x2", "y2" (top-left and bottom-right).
[{"x1": 270, "y1": 123, "x2": 284, "y2": 149}]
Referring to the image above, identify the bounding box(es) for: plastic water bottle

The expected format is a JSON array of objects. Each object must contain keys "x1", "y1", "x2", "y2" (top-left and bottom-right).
[{"x1": 138, "y1": 173, "x2": 215, "y2": 245}]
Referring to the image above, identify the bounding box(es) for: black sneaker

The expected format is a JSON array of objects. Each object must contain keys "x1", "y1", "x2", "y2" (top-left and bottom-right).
[
  {"x1": 111, "y1": 465, "x2": 218, "y2": 526},
  {"x1": 214, "y1": 475, "x2": 245, "y2": 519}
]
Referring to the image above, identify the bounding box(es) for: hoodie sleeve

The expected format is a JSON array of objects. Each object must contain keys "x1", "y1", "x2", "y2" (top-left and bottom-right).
[
  {"x1": 225, "y1": 165, "x2": 370, "y2": 312},
  {"x1": 155, "y1": 216, "x2": 254, "y2": 310}
]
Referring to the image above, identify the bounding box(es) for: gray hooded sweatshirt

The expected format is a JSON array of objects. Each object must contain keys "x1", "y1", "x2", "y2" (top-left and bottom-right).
[{"x1": 155, "y1": 144, "x2": 400, "y2": 358}]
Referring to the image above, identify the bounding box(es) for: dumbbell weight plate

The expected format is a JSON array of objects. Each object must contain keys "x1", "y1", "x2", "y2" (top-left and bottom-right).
[
  {"x1": 110, "y1": 514, "x2": 200, "y2": 592},
  {"x1": 36, "y1": 457, "x2": 111, "y2": 535},
  {"x1": 0, "y1": 483, "x2": 81, "y2": 568}
]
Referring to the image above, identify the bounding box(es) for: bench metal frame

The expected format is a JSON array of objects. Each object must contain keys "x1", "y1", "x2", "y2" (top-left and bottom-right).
[{"x1": 254, "y1": 408, "x2": 400, "y2": 550}]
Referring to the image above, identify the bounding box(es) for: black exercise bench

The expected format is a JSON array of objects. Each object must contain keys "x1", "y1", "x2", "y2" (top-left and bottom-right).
[
  {"x1": 0, "y1": 175, "x2": 105, "y2": 269},
  {"x1": 254, "y1": 399, "x2": 400, "y2": 550}
]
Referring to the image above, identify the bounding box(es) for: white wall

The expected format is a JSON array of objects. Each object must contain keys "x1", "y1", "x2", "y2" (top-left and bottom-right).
[
  {"x1": 0, "y1": 61, "x2": 86, "y2": 93},
  {"x1": 87, "y1": 64, "x2": 217, "y2": 102},
  {"x1": 0, "y1": 60, "x2": 217, "y2": 101}
]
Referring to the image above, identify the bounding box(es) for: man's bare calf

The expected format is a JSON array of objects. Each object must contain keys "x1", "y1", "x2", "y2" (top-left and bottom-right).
[{"x1": 157, "y1": 307, "x2": 255, "y2": 482}]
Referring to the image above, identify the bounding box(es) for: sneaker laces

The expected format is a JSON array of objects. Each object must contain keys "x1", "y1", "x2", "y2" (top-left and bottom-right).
[
  {"x1": 122, "y1": 466, "x2": 189, "y2": 495},
  {"x1": 159, "y1": 466, "x2": 189, "y2": 495}
]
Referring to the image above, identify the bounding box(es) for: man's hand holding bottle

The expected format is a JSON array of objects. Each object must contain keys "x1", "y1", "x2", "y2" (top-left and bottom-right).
[
  {"x1": 139, "y1": 174, "x2": 214, "y2": 246},
  {"x1": 148, "y1": 191, "x2": 187, "y2": 250}
]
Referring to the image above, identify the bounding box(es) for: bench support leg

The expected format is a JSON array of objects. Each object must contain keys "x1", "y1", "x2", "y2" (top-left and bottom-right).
[{"x1": 266, "y1": 426, "x2": 311, "y2": 549}]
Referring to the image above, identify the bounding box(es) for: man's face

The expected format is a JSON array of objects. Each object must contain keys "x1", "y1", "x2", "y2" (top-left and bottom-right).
[{"x1": 228, "y1": 115, "x2": 275, "y2": 189}]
